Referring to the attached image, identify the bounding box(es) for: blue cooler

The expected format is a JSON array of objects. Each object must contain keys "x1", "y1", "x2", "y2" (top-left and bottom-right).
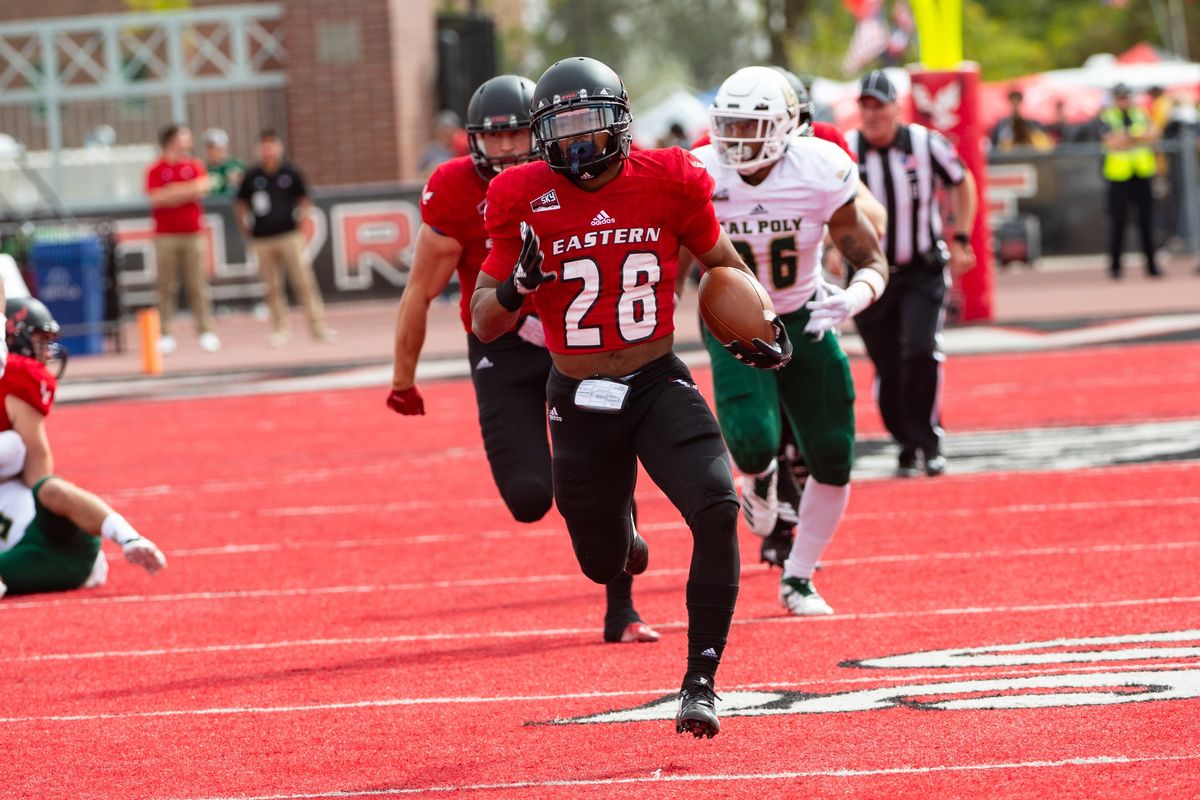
[{"x1": 29, "y1": 233, "x2": 106, "y2": 356}]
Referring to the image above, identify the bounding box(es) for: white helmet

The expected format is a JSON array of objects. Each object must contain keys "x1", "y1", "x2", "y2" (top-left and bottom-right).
[{"x1": 709, "y1": 66, "x2": 799, "y2": 175}]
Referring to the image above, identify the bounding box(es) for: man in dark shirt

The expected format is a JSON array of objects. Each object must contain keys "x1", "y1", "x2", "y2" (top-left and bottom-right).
[{"x1": 235, "y1": 129, "x2": 334, "y2": 345}]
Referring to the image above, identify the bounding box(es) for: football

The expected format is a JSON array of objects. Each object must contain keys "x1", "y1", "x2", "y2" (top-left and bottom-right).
[{"x1": 698, "y1": 266, "x2": 776, "y2": 348}]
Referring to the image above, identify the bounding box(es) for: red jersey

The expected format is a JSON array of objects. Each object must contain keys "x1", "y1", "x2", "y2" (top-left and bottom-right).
[
  {"x1": 482, "y1": 147, "x2": 721, "y2": 355},
  {"x1": 145, "y1": 157, "x2": 207, "y2": 234},
  {"x1": 420, "y1": 156, "x2": 534, "y2": 332},
  {"x1": 0, "y1": 354, "x2": 56, "y2": 427},
  {"x1": 690, "y1": 122, "x2": 856, "y2": 162}
]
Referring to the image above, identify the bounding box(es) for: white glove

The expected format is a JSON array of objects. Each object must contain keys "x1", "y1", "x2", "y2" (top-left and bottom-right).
[
  {"x1": 123, "y1": 536, "x2": 167, "y2": 574},
  {"x1": 804, "y1": 278, "x2": 876, "y2": 338}
]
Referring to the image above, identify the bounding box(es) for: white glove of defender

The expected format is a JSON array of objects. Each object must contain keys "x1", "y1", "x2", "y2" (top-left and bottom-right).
[{"x1": 123, "y1": 536, "x2": 167, "y2": 574}]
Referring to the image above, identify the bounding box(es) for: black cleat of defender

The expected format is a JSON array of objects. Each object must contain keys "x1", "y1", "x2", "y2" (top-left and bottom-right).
[
  {"x1": 675, "y1": 675, "x2": 720, "y2": 739},
  {"x1": 760, "y1": 521, "x2": 795, "y2": 569},
  {"x1": 624, "y1": 532, "x2": 649, "y2": 576}
]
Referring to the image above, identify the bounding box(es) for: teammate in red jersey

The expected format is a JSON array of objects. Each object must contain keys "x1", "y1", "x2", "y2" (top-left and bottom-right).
[
  {"x1": 387, "y1": 75, "x2": 659, "y2": 645},
  {"x1": 1, "y1": 297, "x2": 67, "y2": 485},
  {"x1": 473, "y1": 57, "x2": 790, "y2": 739}
]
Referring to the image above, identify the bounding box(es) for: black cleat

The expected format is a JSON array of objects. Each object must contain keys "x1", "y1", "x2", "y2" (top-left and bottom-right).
[
  {"x1": 896, "y1": 448, "x2": 920, "y2": 478},
  {"x1": 624, "y1": 533, "x2": 649, "y2": 576},
  {"x1": 675, "y1": 675, "x2": 720, "y2": 739},
  {"x1": 760, "y1": 522, "x2": 795, "y2": 569}
]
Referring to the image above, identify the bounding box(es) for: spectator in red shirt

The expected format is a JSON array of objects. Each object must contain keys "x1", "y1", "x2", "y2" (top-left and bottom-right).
[{"x1": 145, "y1": 124, "x2": 220, "y2": 354}]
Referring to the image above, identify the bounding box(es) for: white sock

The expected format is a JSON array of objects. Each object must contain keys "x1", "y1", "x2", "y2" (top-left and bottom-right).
[
  {"x1": 101, "y1": 513, "x2": 140, "y2": 545},
  {"x1": 0, "y1": 430, "x2": 28, "y2": 478},
  {"x1": 783, "y1": 477, "x2": 850, "y2": 580}
]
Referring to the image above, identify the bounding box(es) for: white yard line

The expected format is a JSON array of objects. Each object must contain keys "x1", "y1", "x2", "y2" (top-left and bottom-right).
[
  {"x1": 8, "y1": 595, "x2": 1200, "y2": 664},
  {"x1": 161, "y1": 752, "x2": 1200, "y2": 799}
]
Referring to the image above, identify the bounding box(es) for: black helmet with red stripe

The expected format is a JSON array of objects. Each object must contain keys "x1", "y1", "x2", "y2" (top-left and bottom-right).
[
  {"x1": 466, "y1": 74, "x2": 538, "y2": 180},
  {"x1": 530, "y1": 57, "x2": 632, "y2": 180},
  {"x1": 6, "y1": 296, "x2": 68, "y2": 376}
]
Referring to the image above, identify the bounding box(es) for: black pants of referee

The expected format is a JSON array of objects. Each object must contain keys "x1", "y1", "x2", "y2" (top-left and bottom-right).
[
  {"x1": 467, "y1": 331, "x2": 645, "y2": 641},
  {"x1": 854, "y1": 266, "x2": 947, "y2": 459},
  {"x1": 546, "y1": 352, "x2": 740, "y2": 683},
  {"x1": 1106, "y1": 176, "x2": 1159, "y2": 278}
]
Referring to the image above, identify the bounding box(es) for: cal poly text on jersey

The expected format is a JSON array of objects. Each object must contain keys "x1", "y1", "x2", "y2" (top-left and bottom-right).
[
  {"x1": 549, "y1": 227, "x2": 662, "y2": 255},
  {"x1": 723, "y1": 217, "x2": 805, "y2": 236}
]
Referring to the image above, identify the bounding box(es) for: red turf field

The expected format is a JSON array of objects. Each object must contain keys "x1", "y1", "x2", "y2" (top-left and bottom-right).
[{"x1": 5, "y1": 340, "x2": 1200, "y2": 799}]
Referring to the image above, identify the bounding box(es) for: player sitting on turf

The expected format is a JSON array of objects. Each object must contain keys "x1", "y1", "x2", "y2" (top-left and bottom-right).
[
  {"x1": 0, "y1": 297, "x2": 166, "y2": 597},
  {"x1": 687, "y1": 67, "x2": 888, "y2": 616}
]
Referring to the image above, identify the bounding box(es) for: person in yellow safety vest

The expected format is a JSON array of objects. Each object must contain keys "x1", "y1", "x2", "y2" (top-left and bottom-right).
[{"x1": 1099, "y1": 83, "x2": 1162, "y2": 279}]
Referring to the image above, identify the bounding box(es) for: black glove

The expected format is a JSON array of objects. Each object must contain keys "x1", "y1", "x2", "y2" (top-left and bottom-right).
[
  {"x1": 724, "y1": 316, "x2": 793, "y2": 370},
  {"x1": 496, "y1": 221, "x2": 557, "y2": 311}
]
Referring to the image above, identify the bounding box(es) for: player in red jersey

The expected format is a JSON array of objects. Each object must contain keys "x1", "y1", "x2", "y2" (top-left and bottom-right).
[
  {"x1": 387, "y1": 75, "x2": 659, "y2": 645},
  {"x1": 0, "y1": 297, "x2": 165, "y2": 598},
  {"x1": 472, "y1": 57, "x2": 791, "y2": 739}
]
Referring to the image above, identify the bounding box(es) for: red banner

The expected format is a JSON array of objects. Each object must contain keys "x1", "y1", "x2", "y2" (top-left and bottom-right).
[{"x1": 907, "y1": 63, "x2": 993, "y2": 322}]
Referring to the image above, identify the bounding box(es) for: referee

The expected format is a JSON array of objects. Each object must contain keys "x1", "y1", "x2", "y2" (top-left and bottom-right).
[{"x1": 845, "y1": 70, "x2": 977, "y2": 477}]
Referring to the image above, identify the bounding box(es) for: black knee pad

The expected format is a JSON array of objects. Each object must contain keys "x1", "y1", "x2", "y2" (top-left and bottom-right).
[{"x1": 501, "y1": 477, "x2": 553, "y2": 523}]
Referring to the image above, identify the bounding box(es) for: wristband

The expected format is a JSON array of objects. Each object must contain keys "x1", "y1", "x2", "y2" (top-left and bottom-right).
[
  {"x1": 494, "y1": 276, "x2": 524, "y2": 312},
  {"x1": 953, "y1": 232, "x2": 970, "y2": 245},
  {"x1": 847, "y1": 268, "x2": 886, "y2": 304}
]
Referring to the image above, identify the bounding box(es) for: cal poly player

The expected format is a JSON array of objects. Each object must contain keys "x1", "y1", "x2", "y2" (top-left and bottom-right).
[
  {"x1": 0, "y1": 473, "x2": 166, "y2": 597},
  {"x1": 473, "y1": 57, "x2": 790, "y2": 739},
  {"x1": 690, "y1": 67, "x2": 888, "y2": 616},
  {"x1": 387, "y1": 75, "x2": 658, "y2": 645}
]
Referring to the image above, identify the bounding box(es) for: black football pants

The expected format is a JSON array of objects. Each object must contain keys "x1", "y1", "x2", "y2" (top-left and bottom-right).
[{"x1": 854, "y1": 266, "x2": 947, "y2": 456}]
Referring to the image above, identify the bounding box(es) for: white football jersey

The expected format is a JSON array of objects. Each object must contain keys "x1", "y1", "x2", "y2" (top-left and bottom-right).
[
  {"x1": 0, "y1": 478, "x2": 37, "y2": 553},
  {"x1": 694, "y1": 136, "x2": 858, "y2": 315}
]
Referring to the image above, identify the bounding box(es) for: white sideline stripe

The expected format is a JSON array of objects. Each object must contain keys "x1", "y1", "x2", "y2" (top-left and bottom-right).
[
  {"x1": 9, "y1": 595, "x2": 1200, "y2": 664},
  {"x1": 166, "y1": 495, "x2": 1200, "y2": 557},
  {"x1": 7, "y1": 660, "x2": 1199, "y2": 726},
  {"x1": 165, "y1": 753, "x2": 1200, "y2": 799}
]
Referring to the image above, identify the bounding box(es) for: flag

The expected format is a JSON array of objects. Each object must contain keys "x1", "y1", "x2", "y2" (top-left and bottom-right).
[{"x1": 843, "y1": 12, "x2": 890, "y2": 75}]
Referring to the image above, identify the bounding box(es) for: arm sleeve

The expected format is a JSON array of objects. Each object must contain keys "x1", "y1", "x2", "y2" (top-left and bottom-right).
[
  {"x1": 674, "y1": 148, "x2": 722, "y2": 255},
  {"x1": 929, "y1": 130, "x2": 966, "y2": 186},
  {"x1": 479, "y1": 177, "x2": 522, "y2": 282}
]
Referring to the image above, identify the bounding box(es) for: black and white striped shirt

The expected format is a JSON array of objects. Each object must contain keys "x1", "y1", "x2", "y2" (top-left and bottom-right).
[{"x1": 846, "y1": 124, "x2": 965, "y2": 268}]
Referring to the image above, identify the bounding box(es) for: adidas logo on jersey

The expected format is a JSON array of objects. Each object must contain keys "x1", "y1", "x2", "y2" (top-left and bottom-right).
[
  {"x1": 712, "y1": 188, "x2": 730, "y2": 201},
  {"x1": 750, "y1": 203, "x2": 769, "y2": 215},
  {"x1": 548, "y1": 406, "x2": 563, "y2": 422},
  {"x1": 700, "y1": 647, "x2": 719, "y2": 658},
  {"x1": 590, "y1": 209, "x2": 615, "y2": 226},
  {"x1": 475, "y1": 356, "x2": 494, "y2": 370}
]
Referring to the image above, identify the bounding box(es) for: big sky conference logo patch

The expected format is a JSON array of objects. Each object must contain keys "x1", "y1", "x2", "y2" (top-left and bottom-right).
[{"x1": 549, "y1": 630, "x2": 1200, "y2": 726}]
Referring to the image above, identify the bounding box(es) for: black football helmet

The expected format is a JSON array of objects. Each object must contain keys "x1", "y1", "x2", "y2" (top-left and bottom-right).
[
  {"x1": 466, "y1": 74, "x2": 538, "y2": 180},
  {"x1": 530, "y1": 57, "x2": 632, "y2": 180},
  {"x1": 6, "y1": 296, "x2": 68, "y2": 377},
  {"x1": 771, "y1": 66, "x2": 814, "y2": 136}
]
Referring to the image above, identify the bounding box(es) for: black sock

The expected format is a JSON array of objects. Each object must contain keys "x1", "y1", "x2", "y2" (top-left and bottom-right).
[
  {"x1": 602, "y1": 571, "x2": 639, "y2": 641},
  {"x1": 684, "y1": 580, "x2": 739, "y2": 683}
]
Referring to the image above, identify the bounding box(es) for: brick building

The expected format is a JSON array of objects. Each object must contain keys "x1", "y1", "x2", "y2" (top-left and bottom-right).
[{"x1": 0, "y1": 1, "x2": 523, "y2": 190}]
